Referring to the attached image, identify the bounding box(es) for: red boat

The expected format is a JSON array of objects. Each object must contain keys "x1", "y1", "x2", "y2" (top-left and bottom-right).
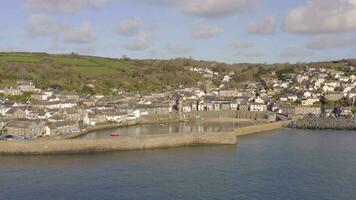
[{"x1": 110, "y1": 132, "x2": 120, "y2": 137}]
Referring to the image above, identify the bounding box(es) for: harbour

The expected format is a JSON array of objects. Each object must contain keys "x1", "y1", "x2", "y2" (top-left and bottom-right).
[{"x1": 1, "y1": 129, "x2": 356, "y2": 200}]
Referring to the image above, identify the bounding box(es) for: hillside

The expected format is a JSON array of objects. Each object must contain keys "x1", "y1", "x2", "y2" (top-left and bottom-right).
[
  {"x1": 0, "y1": 52, "x2": 355, "y2": 94},
  {"x1": 0, "y1": 52, "x2": 202, "y2": 94}
]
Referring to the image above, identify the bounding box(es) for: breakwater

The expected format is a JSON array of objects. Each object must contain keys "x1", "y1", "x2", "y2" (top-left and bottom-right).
[
  {"x1": 290, "y1": 116, "x2": 356, "y2": 130},
  {"x1": 234, "y1": 121, "x2": 290, "y2": 136},
  {"x1": 0, "y1": 132, "x2": 237, "y2": 155}
]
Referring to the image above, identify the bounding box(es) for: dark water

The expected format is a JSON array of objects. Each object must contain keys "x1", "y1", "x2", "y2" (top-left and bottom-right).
[
  {"x1": 1, "y1": 129, "x2": 356, "y2": 200},
  {"x1": 82, "y1": 121, "x2": 255, "y2": 139}
]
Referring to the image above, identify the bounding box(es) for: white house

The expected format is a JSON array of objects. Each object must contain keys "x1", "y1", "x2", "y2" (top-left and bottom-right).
[
  {"x1": 323, "y1": 85, "x2": 335, "y2": 93},
  {"x1": 303, "y1": 91, "x2": 312, "y2": 98},
  {"x1": 249, "y1": 103, "x2": 267, "y2": 112},
  {"x1": 301, "y1": 98, "x2": 320, "y2": 106}
]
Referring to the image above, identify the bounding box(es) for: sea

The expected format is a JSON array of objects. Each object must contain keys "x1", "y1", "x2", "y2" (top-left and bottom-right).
[{"x1": 1, "y1": 127, "x2": 356, "y2": 200}]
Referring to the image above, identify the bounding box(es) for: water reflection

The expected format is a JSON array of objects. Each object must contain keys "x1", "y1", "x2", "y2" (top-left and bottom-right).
[{"x1": 82, "y1": 121, "x2": 256, "y2": 140}]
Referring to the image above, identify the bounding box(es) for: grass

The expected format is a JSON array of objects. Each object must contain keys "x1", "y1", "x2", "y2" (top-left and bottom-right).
[
  {"x1": 0, "y1": 55, "x2": 42, "y2": 63},
  {"x1": 322, "y1": 62, "x2": 348, "y2": 70},
  {"x1": 0, "y1": 53, "x2": 137, "y2": 74},
  {"x1": 48, "y1": 55, "x2": 100, "y2": 67}
]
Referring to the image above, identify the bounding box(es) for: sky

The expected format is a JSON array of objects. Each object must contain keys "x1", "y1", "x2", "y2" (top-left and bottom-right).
[{"x1": 0, "y1": 0, "x2": 356, "y2": 64}]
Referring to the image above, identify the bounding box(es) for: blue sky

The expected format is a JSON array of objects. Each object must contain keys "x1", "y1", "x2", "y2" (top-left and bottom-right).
[{"x1": 0, "y1": 0, "x2": 356, "y2": 63}]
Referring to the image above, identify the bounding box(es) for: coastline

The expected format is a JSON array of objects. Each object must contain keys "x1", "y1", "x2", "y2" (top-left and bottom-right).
[
  {"x1": 0, "y1": 121, "x2": 289, "y2": 155},
  {"x1": 289, "y1": 116, "x2": 356, "y2": 130}
]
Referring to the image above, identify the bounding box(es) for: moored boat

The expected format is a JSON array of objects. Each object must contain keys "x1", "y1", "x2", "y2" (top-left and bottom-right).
[{"x1": 110, "y1": 132, "x2": 120, "y2": 137}]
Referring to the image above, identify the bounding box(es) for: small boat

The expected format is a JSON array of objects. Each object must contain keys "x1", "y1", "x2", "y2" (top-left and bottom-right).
[{"x1": 110, "y1": 132, "x2": 120, "y2": 137}]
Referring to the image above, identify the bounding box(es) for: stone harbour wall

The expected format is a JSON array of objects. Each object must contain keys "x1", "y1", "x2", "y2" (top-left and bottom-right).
[
  {"x1": 233, "y1": 121, "x2": 291, "y2": 136},
  {"x1": 0, "y1": 132, "x2": 237, "y2": 155}
]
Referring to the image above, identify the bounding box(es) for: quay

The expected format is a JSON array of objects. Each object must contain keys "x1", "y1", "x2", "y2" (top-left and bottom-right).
[
  {"x1": 0, "y1": 121, "x2": 289, "y2": 155},
  {"x1": 0, "y1": 132, "x2": 237, "y2": 155}
]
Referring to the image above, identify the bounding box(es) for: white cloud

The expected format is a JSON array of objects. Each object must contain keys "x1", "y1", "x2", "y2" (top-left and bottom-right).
[
  {"x1": 166, "y1": 43, "x2": 191, "y2": 54},
  {"x1": 306, "y1": 35, "x2": 356, "y2": 49},
  {"x1": 281, "y1": 49, "x2": 315, "y2": 57},
  {"x1": 24, "y1": 0, "x2": 107, "y2": 14},
  {"x1": 115, "y1": 18, "x2": 144, "y2": 37},
  {"x1": 183, "y1": 0, "x2": 261, "y2": 17},
  {"x1": 25, "y1": 14, "x2": 94, "y2": 45},
  {"x1": 25, "y1": 14, "x2": 63, "y2": 36},
  {"x1": 63, "y1": 22, "x2": 94, "y2": 44},
  {"x1": 124, "y1": 31, "x2": 153, "y2": 51},
  {"x1": 192, "y1": 22, "x2": 220, "y2": 38},
  {"x1": 116, "y1": 18, "x2": 154, "y2": 51},
  {"x1": 134, "y1": 0, "x2": 262, "y2": 17},
  {"x1": 284, "y1": 0, "x2": 356, "y2": 34},
  {"x1": 247, "y1": 15, "x2": 277, "y2": 35}
]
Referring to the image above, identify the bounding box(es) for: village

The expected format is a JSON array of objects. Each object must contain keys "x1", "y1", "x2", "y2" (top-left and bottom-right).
[{"x1": 0, "y1": 65, "x2": 355, "y2": 140}]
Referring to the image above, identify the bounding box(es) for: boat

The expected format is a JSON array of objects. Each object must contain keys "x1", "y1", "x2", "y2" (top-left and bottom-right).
[{"x1": 110, "y1": 132, "x2": 120, "y2": 137}]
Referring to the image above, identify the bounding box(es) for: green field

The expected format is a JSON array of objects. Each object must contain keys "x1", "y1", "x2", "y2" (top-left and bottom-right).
[
  {"x1": 48, "y1": 56, "x2": 100, "y2": 67},
  {"x1": 0, "y1": 55, "x2": 42, "y2": 63},
  {"x1": 0, "y1": 53, "x2": 136, "y2": 74},
  {"x1": 44, "y1": 54, "x2": 135, "y2": 69}
]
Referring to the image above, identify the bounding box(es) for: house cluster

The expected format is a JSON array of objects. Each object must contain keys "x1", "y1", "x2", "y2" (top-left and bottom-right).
[
  {"x1": 188, "y1": 66, "x2": 235, "y2": 83},
  {"x1": 0, "y1": 65, "x2": 355, "y2": 140},
  {"x1": 268, "y1": 67, "x2": 356, "y2": 116}
]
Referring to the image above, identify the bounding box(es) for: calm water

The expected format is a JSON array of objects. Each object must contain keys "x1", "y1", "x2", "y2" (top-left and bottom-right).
[
  {"x1": 82, "y1": 121, "x2": 256, "y2": 139},
  {"x1": 1, "y1": 129, "x2": 356, "y2": 200}
]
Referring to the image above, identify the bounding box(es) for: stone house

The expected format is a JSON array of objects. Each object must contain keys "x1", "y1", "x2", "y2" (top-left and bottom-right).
[
  {"x1": 301, "y1": 98, "x2": 320, "y2": 106},
  {"x1": 239, "y1": 102, "x2": 249, "y2": 111},
  {"x1": 325, "y1": 93, "x2": 344, "y2": 101},
  {"x1": 57, "y1": 92, "x2": 80, "y2": 101},
  {"x1": 221, "y1": 103, "x2": 231, "y2": 111},
  {"x1": 295, "y1": 106, "x2": 321, "y2": 116},
  {"x1": 6, "y1": 120, "x2": 46, "y2": 139},
  {"x1": 5, "y1": 108, "x2": 26, "y2": 119},
  {"x1": 213, "y1": 103, "x2": 221, "y2": 111},
  {"x1": 205, "y1": 102, "x2": 214, "y2": 111},
  {"x1": 0, "y1": 105, "x2": 11, "y2": 116},
  {"x1": 278, "y1": 105, "x2": 295, "y2": 116},
  {"x1": 104, "y1": 111, "x2": 127, "y2": 123},
  {"x1": 31, "y1": 92, "x2": 47, "y2": 101},
  {"x1": 3, "y1": 86, "x2": 23, "y2": 96},
  {"x1": 17, "y1": 80, "x2": 36, "y2": 92},
  {"x1": 219, "y1": 89, "x2": 239, "y2": 97},
  {"x1": 136, "y1": 104, "x2": 171, "y2": 115},
  {"x1": 46, "y1": 121, "x2": 79, "y2": 136},
  {"x1": 59, "y1": 109, "x2": 81, "y2": 122},
  {"x1": 197, "y1": 101, "x2": 205, "y2": 111}
]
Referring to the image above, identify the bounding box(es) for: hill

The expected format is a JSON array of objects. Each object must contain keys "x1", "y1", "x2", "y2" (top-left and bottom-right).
[{"x1": 0, "y1": 52, "x2": 355, "y2": 94}]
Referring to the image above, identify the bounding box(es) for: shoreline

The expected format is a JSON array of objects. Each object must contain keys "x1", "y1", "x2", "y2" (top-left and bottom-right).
[
  {"x1": 289, "y1": 116, "x2": 356, "y2": 130},
  {"x1": 0, "y1": 120, "x2": 289, "y2": 155}
]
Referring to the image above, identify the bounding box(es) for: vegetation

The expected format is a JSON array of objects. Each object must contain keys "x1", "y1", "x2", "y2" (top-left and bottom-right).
[
  {"x1": 6, "y1": 92, "x2": 32, "y2": 103},
  {"x1": 0, "y1": 52, "x2": 355, "y2": 94}
]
